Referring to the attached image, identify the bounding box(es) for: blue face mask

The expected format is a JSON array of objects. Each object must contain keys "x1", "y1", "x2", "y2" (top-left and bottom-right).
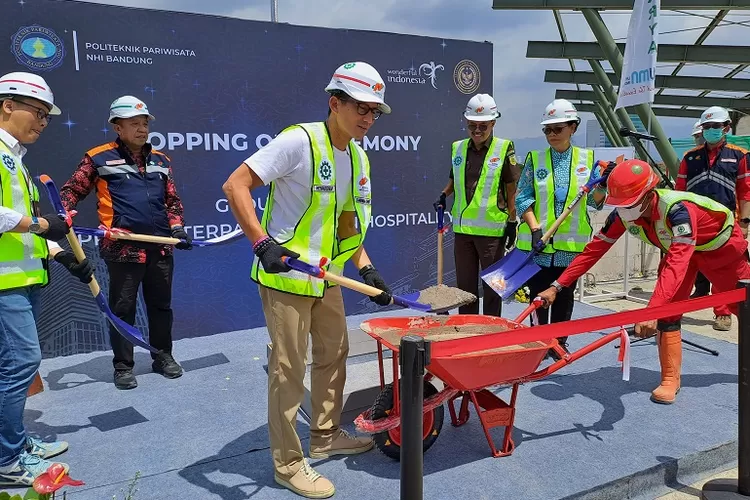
[{"x1": 703, "y1": 128, "x2": 725, "y2": 144}]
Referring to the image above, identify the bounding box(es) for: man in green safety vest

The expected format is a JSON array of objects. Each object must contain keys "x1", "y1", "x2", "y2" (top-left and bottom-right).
[
  {"x1": 0, "y1": 72, "x2": 93, "y2": 487},
  {"x1": 222, "y1": 62, "x2": 391, "y2": 499},
  {"x1": 434, "y1": 93, "x2": 520, "y2": 317}
]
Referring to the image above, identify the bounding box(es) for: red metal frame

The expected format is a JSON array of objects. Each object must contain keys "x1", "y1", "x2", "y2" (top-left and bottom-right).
[{"x1": 362, "y1": 299, "x2": 629, "y2": 458}]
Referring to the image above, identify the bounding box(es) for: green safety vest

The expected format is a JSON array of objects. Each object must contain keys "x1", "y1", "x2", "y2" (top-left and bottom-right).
[
  {"x1": 516, "y1": 147, "x2": 595, "y2": 254},
  {"x1": 251, "y1": 122, "x2": 372, "y2": 297},
  {"x1": 621, "y1": 189, "x2": 733, "y2": 252},
  {"x1": 450, "y1": 137, "x2": 512, "y2": 237},
  {"x1": 0, "y1": 140, "x2": 49, "y2": 291}
]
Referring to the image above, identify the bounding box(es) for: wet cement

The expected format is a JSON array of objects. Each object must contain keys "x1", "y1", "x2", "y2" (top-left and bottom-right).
[{"x1": 417, "y1": 284, "x2": 477, "y2": 311}]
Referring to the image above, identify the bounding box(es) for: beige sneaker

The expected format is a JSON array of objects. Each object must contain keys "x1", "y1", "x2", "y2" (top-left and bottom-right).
[
  {"x1": 713, "y1": 315, "x2": 732, "y2": 331},
  {"x1": 274, "y1": 459, "x2": 334, "y2": 499},
  {"x1": 309, "y1": 429, "x2": 374, "y2": 459}
]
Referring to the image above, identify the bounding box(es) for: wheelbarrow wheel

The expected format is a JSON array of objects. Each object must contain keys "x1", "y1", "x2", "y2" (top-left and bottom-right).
[{"x1": 369, "y1": 380, "x2": 444, "y2": 460}]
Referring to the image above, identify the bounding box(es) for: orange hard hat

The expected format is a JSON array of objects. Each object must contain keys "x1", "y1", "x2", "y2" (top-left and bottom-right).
[{"x1": 606, "y1": 159, "x2": 660, "y2": 207}]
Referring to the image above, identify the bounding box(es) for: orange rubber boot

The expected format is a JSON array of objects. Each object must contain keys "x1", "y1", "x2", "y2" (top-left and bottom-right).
[{"x1": 650, "y1": 330, "x2": 682, "y2": 404}]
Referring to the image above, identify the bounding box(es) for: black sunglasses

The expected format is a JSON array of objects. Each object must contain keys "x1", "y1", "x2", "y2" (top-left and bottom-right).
[
  {"x1": 338, "y1": 96, "x2": 382, "y2": 120},
  {"x1": 701, "y1": 122, "x2": 728, "y2": 130},
  {"x1": 467, "y1": 123, "x2": 490, "y2": 132},
  {"x1": 543, "y1": 124, "x2": 569, "y2": 136}
]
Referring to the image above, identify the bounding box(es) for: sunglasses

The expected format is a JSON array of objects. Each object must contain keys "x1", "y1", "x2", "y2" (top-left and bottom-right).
[
  {"x1": 339, "y1": 96, "x2": 382, "y2": 120},
  {"x1": 543, "y1": 124, "x2": 568, "y2": 136},
  {"x1": 10, "y1": 98, "x2": 52, "y2": 123},
  {"x1": 701, "y1": 122, "x2": 727, "y2": 130},
  {"x1": 467, "y1": 123, "x2": 490, "y2": 132}
]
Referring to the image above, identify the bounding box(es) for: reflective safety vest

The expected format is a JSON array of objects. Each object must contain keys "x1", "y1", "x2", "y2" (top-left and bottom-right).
[
  {"x1": 451, "y1": 137, "x2": 512, "y2": 237},
  {"x1": 621, "y1": 189, "x2": 733, "y2": 252},
  {"x1": 251, "y1": 122, "x2": 372, "y2": 297},
  {"x1": 516, "y1": 147, "x2": 594, "y2": 254},
  {"x1": 0, "y1": 140, "x2": 49, "y2": 291}
]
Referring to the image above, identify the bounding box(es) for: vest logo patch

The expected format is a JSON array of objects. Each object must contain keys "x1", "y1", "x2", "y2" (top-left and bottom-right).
[
  {"x1": 575, "y1": 165, "x2": 588, "y2": 176},
  {"x1": 628, "y1": 225, "x2": 640, "y2": 235},
  {"x1": 453, "y1": 156, "x2": 463, "y2": 167},
  {"x1": 106, "y1": 159, "x2": 126, "y2": 166},
  {"x1": 674, "y1": 223, "x2": 692, "y2": 236},
  {"x1": 658, "y1": 228, "x2": 670, "y2": 239},
  {"x1": 721, "y1": 158, "x2": 737, "y2": 163},
  {"x1": 358, "y1": 176, "x2": 371, "y2": 196},
  {"x1": 1, "y1": 153, "x2": 16, "y2": 174},
  {"x1": 355, "y1": 196, "x2": 371, "y2": 205},
  {"x1": 318, "y1": 160, "x2": 333, "y2": 183},
  {"x1": 536, "y1": 168, "x2": 549, "y2": 181},
  {"x1": 313, "y1": 185, "x2": 334, "y2": 192}
]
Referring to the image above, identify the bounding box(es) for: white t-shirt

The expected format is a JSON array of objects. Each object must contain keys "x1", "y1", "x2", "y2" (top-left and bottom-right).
[{"x1": 245, "y1": 127, "x2": 354, "y2": 242}]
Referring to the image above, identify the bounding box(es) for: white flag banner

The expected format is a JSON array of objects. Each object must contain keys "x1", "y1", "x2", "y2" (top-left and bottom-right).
[{"x1": 615, "y1": 0, "x2": 659, "y2": 109}]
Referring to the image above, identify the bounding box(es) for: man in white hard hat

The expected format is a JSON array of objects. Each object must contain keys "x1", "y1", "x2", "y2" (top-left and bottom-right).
[
  {"x1": 516, "y1": 99, "x2": 607, "y2": 359},
  {"x1": 59, "y1": 95, "x2": 191, "y2": 389},
  {"x1": 434, "y1": 93, "x2": 520, "y2": 317},
  {"x1": 222, "y1": 61, "x2": 391, "y2": 498},
  {"x1": 0, "y1": 72, "x2": 94, "y2": 486},
  {"x1": 676, "y1": 106, "x2": 750, "y2": 331},
  {"x1": 692, "y1": 120, "x2": 704, "y2": 147}
]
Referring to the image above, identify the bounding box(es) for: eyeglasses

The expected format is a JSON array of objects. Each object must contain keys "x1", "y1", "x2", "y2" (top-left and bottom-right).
[
  {"x1": 543, "y1": 124, "x2": 568, "y2": 136},
  {"x1": 339, "y1": 97, "x2": 382, "y2": 120},
  {"x1": 701, "y1": 122, "x2": 727, "y2": 130},
  {"x1": 467, "y1": 123, "x2": 490, "y2": 132},
  {"x1": 10, "y1": 98, "x2": 52, "y2": 123}
]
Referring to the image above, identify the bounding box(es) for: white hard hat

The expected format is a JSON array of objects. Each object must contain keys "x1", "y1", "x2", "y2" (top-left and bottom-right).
[
  {"x1": 108, "y1": 95, "x2": 155, "y2": 123},
  {"x1": 700, "y1": 106, "x2": 730, "y2": 125},
  {"x1": 464, "y1": 94, "x2": 499, "y2": 122},
  {"x1": 692, "y1": 120, "x2": 702, "y2": 136},
  {"x1": 0, "y1": 71, "x2": 61, "y2": 115},
  {"x1": 325, "y1": 62, "x2": 391, "y2": 114},
  {"x1": 541, "y1": 99, "x2": 580, "y2": 125}
]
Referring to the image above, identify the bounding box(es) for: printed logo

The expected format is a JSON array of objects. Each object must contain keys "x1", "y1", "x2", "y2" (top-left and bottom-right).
[
  {"x1": 372, "y1": 82, "x2": 384, "y2": 93},
  {"x1": 576, "y1": 165, "x2": 588, "y2": 176},
  {"x1": 674, "y1": 223, "x2": 692, "y2": 235},
  {"x1": 453, "y1": 59, "x2": 480, "y2": 95},
  {"x1": 548, "y1": 109, "x2": 556, "y2": 116},
  {"x1": 11, "y1": 25, "x2": 65, "y2": 71},
  {"x1": 1, "y1": 153, "x2": 16, "y2": 174},
  {"x1": 343, "y1": 63, "x2": 356, "y2": 69},
  {"x1": 489, "y1": 157, "x2": 500, "y2": 163},
  {"x1": 630, "y1": 164, "x2": 643, "y2": 175},
  {"x1": 318, "y1": 160, "x2": 333, "y2": 182},
  {"x1": 453, "y1": 156, "x2": 463, "y2": 167},
  {"x1": 418, "y1": 62, "x2": 444, "y2": 89},
  {"x1": 536, "y1": 168, "x2": 549, "y2": 181},
  {"x1": 721, "y1": 158, "x2": 737, "y2": 163},
  {"x1": 358, "y1": 176, "x2": 371, "y2": 195},
  {"x1": 628, "y1": 225, "x2": 641, "y2": 235}
]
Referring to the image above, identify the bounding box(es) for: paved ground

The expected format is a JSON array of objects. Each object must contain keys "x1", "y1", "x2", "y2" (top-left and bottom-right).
[{"x1": 583, "y1": 278, "x2": 740, "y2": 499}]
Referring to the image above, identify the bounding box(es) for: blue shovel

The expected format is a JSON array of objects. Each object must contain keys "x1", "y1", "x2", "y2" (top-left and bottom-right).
[{"x1": 481, "y1": 172, "x2": 606, "y2": 302}]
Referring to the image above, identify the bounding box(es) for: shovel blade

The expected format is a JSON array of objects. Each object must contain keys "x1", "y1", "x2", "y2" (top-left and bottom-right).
[{"x1": 482, "y1": 251, "x2": 542, "y2": 301}]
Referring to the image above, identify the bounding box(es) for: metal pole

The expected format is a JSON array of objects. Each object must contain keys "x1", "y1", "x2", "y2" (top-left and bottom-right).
[
  {"x1": 594, "y1": 109, "x2": 620, "y2": 148},
  {"x1": 581, "y1": 8, "x2": 680, "y2": 179},
  {"x1": 701, "y1": 280, "x2": 750, "y2": 499},
  {"x1": 270, "y1": 0, "x2": 278, "y2": 22},
  {"x1": 591, "y1": 88, "x2": 626, "y2": 147},
  {"x1": 400, "y1": 335, "x2": 429, "y2": 500},
  {"x1": 589, "y1": 60, "x2": 650, "y2": 162}
]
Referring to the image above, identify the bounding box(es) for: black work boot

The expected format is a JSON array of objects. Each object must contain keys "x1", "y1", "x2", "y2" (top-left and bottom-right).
[
  {"x1": 114, "y1": 369, "x2": 137, "y2": 390},
  {"x1": 152, "y1": 353, "x2": 183, "y2": 379}
]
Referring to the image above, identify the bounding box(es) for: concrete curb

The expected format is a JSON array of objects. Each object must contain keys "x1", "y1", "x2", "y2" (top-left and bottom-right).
[{"x1": 562, "y1": 441, "x2": 738, "y2": 500}]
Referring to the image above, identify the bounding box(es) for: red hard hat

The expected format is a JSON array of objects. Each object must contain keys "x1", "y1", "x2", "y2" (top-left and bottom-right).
[{"x1": 606, "y1": 159, "x2": 660, "y2": 207}]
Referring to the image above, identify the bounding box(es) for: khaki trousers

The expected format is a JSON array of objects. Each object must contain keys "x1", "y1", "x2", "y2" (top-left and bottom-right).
[{"x1": 259, "y1": 284, "x2": 349, "y2": 479}]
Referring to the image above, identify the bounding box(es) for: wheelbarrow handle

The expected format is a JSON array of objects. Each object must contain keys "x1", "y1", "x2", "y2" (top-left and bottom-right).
[{"x1": 513, "y1": 296, "x2": 544, "y2": 325}]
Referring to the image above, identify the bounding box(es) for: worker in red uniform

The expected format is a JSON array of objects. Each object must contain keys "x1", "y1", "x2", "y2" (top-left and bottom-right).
[
  {"x1": 676, "y1": 106, "x2": 750, "y2": 331},
  {"x1": 537, "y1": 159, "x2": 750, "y2": 405}
]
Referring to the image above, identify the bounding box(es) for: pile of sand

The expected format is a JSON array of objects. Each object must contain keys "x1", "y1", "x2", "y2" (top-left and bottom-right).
[{"x1": 417, "y1": 284, "x2": 476, "y2": 311}]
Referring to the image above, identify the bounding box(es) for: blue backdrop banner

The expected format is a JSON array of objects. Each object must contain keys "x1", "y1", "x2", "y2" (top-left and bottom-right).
[{"x1": 2, "y1": 0, "x2": 493, "y2": 358}]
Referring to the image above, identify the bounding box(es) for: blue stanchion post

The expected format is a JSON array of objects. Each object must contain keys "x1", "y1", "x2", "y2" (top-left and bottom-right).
[
  {"x1": 701, "y1": 280, "x2": 750, "y2": 499},
  {"x1": 400, "y1": 335, "x2": 429, "y2": 500}
]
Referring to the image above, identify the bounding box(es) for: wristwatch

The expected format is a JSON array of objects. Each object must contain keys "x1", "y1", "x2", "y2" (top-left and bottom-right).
[
  {"x1": 28, "y1": 216, "x2": 43, "y2": 234},
  {"x1": 551, "y1": 280, "x2": 564, "y2": 293}
]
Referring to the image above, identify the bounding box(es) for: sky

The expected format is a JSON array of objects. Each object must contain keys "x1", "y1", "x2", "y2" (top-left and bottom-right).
[{"x1": 77, "y1": 0, "x2": 750, "y2": 151}]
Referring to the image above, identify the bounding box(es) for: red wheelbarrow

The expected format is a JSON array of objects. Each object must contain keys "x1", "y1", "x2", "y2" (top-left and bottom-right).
[{"x1": 354, "y1": 299, "x2": 631, "y2": 459}]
